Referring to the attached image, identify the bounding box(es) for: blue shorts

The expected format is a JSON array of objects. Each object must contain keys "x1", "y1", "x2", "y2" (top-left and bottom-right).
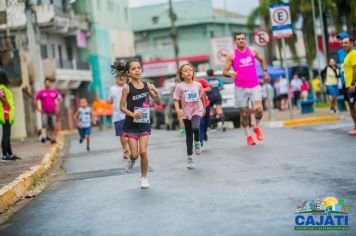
[
  {"x1": 114, "y1": 120, "x2": 125, "y2": 136},
  {"x1": 326, "y1": 85, "x2": 338, "y2": 96},
  {"x1": 78, "y1": 127, "x2": 91, "y2": 139}
]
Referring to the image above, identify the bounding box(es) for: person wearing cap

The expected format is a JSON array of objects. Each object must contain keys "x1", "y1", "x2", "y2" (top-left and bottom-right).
[
  {"x1": 336, "y1": 32, "x2": 356, "y2": 96},
  {"x1": 341, "y1": 36, "x2": 356, "y2": 135}
]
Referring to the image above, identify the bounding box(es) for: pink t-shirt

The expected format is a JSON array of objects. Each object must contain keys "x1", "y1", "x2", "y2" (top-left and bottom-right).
[
  {"x1": 173, "y1": 81, "x2": 204, "y2": 120},
  {"x1": 34, "y1": 89, "x2": 61, "y2": 113},
  {"x1": 232, "y1": 47, "x2": 259, "y2": 88}
]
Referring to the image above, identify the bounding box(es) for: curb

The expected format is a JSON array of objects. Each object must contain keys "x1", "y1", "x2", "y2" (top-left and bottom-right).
[
  {"x1": 282, "y1": 116, "x2": 340, "y2": 127},
  {"x1": 0, "y1": 134, "x2": 64, "y2": 213}
]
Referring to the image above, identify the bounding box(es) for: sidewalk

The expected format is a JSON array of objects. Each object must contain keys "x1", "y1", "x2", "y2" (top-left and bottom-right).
[
  {"x1": 0, "y1": 138, "x2": 51, "y2": 189},
  {"x1": 262, "y1": 107, "x2": 349, "y2": 127},
  {"x1": 263, "y1": 107, "x2": 346, "y2": 121}
]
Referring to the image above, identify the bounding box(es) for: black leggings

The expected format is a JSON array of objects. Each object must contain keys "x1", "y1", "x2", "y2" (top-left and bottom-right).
[
  {"x1": 183, "y1": 116, "x2": 200, "y2": 156},
  {"x1": 2, "y1": 121, "x2": 12, "y2": 156}
]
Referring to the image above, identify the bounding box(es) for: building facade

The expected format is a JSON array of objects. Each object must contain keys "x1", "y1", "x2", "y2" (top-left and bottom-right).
[
  {"x1": 74, "y1": 0, "x2": 135, "y2": 100},
  {"x1": 131, "y1": 0, "x2": 260, "y2": 81},
  {"x1": 0, "y1": 0, "x2": 90, "y2": 138}
]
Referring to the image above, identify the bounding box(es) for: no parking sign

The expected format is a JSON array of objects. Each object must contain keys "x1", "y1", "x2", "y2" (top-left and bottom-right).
[
  {"x1": 269, "y1": 3, "x2": 293, "y2": 39},
  {"x1": 253, "y1": 29, "x2": 270, "y2": 47}
]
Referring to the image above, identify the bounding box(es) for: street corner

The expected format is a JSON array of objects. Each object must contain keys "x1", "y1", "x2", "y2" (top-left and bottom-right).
[{"x1": 0, "y1": 134, "x2": 65, "y2": 214}]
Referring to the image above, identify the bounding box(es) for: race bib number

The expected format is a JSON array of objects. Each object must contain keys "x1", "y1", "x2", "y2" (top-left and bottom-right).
[
  {"x1": 184, "y1": 90, "x2": 199, "y2": 102},
  {"x1": 134, "y1": 107, "x2": 150, "y2": 123},
  {"x1": 81, "y1": 115, "x2": 90, "y2": 123}
]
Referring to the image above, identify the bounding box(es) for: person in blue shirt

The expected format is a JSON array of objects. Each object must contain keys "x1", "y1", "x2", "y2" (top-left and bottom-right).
[
  {"x1": 205, "y1": 69, "x2": 226, "y2": 131},
  {"x1": 74, "y1": 98, "x2": 96, "y2": 151}
]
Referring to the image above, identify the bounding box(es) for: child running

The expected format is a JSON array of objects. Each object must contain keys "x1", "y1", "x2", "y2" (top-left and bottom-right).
[
  {"x1": 120, "y1": 59, "x2": 160, "y2": 189},
  {"x1": 174, "y1": 64, "x2": 205, "y2": 169},
  {"x1": 74, "y1": 98, "x2": 96, "y2": 151},
  {"x1": 108, "y1": 60, "x2": 129, "y2": 159}
]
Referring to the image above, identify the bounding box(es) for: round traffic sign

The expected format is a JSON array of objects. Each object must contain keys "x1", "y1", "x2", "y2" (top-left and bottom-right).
[
  {"x1": 217, "y1": 48, "x2": 229, "y2": 62},
  {"x1": 272, "y1": 8, "x2": 289, "y2": 25},
  {"x1": 253, "y1": 30, "x2": 270, "y2": 47}
]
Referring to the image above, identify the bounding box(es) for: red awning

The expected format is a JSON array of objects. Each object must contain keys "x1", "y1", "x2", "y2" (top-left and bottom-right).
[{"x1": 144, "y1": 54, "x2": 210, "y2": 65}]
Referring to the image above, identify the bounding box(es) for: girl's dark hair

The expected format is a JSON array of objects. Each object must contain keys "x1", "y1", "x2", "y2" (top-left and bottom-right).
[
  {"x1": 111, "y1": 59, "x2": 126, "y2": 76},
  {"x1": 125, "y1": 58, "x2": 141, "y2": 73},
  {"x1": 0, "y1": 70, "x2": 9, "y2": 85}
]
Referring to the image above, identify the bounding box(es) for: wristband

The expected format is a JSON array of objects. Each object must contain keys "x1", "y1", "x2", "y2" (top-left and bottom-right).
[
  {"x1": 351, "y1": 82, "x2": 355, "y2": 86},
  {"x1": 263, "y1": 69, "x2": 267, "y2": 72}
]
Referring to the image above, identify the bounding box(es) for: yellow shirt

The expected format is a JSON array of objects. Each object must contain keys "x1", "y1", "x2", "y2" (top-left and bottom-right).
[
  {"x1": 344, "y1": 49, "x2": 356, "y2": 88},
  {"x1": 311, "y1": 78, "x2": 321, "y2": 92},
  {"x1": 325, "y1": 67, "x2": 338, "y2": 86}
]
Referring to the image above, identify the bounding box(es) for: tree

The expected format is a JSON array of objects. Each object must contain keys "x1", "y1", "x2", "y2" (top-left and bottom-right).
[{"x1": 247, "y1": 0, "x2": 346, "y2": 68}]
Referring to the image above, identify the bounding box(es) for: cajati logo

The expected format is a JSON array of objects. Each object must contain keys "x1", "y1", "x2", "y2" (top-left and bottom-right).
[{"x1": 294, "y1": 197, "x2": 351, "y2": 231}]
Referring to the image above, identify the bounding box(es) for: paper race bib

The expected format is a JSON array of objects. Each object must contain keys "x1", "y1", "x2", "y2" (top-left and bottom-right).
[
  {"x1": 184, "y1": 90, "x2": 199, "y2": 102},
  {"x1": 134, "y1": 107, "x2": 150, "y2": 123}
]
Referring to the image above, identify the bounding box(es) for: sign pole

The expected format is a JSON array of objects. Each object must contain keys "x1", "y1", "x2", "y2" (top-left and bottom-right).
[
  {"x1": 266, "y1": 82, "x2": 272, "y2": 121},
  {"x1": 281, "y1": 37, "x2": 293, "y2": 119}
]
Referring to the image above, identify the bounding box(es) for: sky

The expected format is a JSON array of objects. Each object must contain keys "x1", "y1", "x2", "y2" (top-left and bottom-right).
[{"x1": 129, "y1": 0, "x2": 260, "y2": 16}]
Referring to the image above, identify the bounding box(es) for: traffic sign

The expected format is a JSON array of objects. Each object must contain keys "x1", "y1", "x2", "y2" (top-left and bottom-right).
[
  {"x1": 269, "y1": 3, "x2": 293, "y2": 39},
  {"x1": 253, "y1": 29, "x2": 270, "y2": 47}
]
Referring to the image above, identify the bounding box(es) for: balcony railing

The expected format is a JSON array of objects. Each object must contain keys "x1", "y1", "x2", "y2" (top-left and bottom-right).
[{"x1": 56, "y1": 60, "x2": 90, "y2": 70}]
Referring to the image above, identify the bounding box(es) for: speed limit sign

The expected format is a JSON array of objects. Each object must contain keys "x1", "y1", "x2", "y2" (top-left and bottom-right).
[{"x1": 253, "y1": 29, "x2": 270, "y2": 47}]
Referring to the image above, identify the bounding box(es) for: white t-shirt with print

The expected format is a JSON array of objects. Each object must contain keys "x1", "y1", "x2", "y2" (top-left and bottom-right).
[
  {"x1": 108, "y1": 85, "x2": 126, "y2": 122},
  {"x1": 291, "y1": 78, "x2": 303, "y2": 92}
]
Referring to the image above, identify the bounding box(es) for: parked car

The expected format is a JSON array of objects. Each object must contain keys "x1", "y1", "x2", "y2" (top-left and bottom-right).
[
  {"x1": 196, "y1": 71, "x2": 240, "y2": 128},
  {"x1": 151, "y1": 87, "x2": 178, "y2": 130}
]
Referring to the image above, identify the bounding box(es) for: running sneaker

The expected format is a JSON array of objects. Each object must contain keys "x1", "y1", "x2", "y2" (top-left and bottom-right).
[
  {"x1": 186, "y1": 157, "x2": 194, "y2": 169},
  {"x1": 125, "y1": 159, "x2": 135, "y2": 173},
  {"x1": 1, "y1": 155, "x2": 16, "y2": 162},
  {"x1": 140, "y1": 177, "x2": 150, "y2": 189},
  {"x1": 222, "y1": 126, "x2": 226, "y2": 132},
  {"x1": 253, "y1": 127, "x2": 264, "y2": 141},
  {"x1": 195, "y1": 142, "x2": 202, "y2": 155},
  {"x1": 247, "y1": 135, "x2": 256, "y2": 145},
  {"x1": 348, "y1": 128, "x2": 356, "y2": 136},
  {"x1": 180, "y1": 129, "x2": 186, "y2": 135},
  {"x1": 79, "y1": 138, "x2": 83, "y2": 144},
  {"x1": 39, "y1": 135, "x2": 46, "y2": 143}
]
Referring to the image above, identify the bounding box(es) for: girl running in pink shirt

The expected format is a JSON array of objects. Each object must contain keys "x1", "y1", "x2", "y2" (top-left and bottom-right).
[{"x1": 174, "y1": 64, "x2": 205, "y2": 169}]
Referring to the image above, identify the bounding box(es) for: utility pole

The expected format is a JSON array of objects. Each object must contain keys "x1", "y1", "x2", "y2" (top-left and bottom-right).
[
  {"x1": 168, "y1": 0, "x2": 179, "y2": 77},
  {"x1": 317, "y1": 0, "x2": 327, "y2": 65},
  {"x1": 311, "y1": 0, "x2": 321, "y2": 77},
  {"x1": 25, "y1": 0, "x2": 45, "y2": 129}
]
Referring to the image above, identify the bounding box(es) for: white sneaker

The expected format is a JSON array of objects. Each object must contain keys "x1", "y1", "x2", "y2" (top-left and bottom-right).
[
  {"x1": 140, "y1": 177, "x2": 150, "y2": 189},
  {"x1": 194, "y1": 142, "x2": 202, "y2": 155},
  {"x1": 125, "y1": 159, "x2": 135, "y2": 173},
  {"x1": 186, "y1": 157, "x2": 194, "y2": 169}
]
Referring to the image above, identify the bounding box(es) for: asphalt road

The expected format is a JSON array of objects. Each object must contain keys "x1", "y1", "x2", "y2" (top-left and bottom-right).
[{"x1": 1, "y1": 121, "x2": 355, "y2": 236}]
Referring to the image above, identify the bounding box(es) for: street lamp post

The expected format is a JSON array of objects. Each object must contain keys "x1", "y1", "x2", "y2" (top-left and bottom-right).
[
  {"x1": 318, "y1": 0, "x2": 327, "y2": 64},
  {"x1": 168, "y1": 0, "x2": 179, "y2": 78},
  {"x1": 311, "y1": 0, "x2": 321, "y2": 79},
  {"x1": 25, "y1": 0, "x2": 45, "y2": 130}
]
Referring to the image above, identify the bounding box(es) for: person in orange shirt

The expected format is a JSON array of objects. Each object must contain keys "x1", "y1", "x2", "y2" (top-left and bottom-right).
[{"x1": 92, "y1": 96, "x2": 106, "y2": 130}]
